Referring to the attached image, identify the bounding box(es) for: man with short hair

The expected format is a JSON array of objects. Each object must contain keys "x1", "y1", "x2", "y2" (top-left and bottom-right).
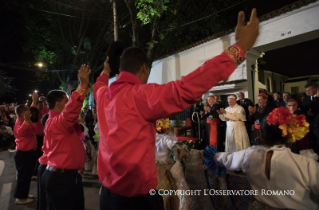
[
  {"x1": 31, "y1": 93, "x2": 48, "y2": 178},
  {"x1": 41, "y1": 64, "x2": 91, "y2": 210},
  {"x1": 273, "y1": 91, "x2": 285, "y2": 107},
  {"x1": 286, "y1": 98, "x2": 308, "y2": 153},
  {"x1": 248, "y1": 91, "x2": 277, "y2": 145},
  {"x1": 218, "y1": 94, "x2": 250, "y2": 153},
  {"x1": 203, "y1": 96, "x2": 222, "y2": 147},
  {"x1": 94, "y1": 9, "x2": 259, "y2": 210},
  {"x1": 282, "y1": 92, "x2": 291, "y2": 106},
  {"x1": 236, "y1": 92, "x2": 254, "y2": 142},
  {"x1": 302, "y1": 82, "x2": 319, "y2": 154}
]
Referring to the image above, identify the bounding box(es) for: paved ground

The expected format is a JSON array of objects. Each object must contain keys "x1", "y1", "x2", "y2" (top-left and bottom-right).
[{"x1": 0, "y1": 149, "x2": 100, "y2": 210}]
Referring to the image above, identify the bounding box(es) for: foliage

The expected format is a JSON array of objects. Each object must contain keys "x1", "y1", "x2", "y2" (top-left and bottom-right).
[
  {"x1": 135, "y1": 0, "x2": 169, "y2": 25},
  {"x1": 126, "y1": 0, "x2": 249, "y2": 62}
]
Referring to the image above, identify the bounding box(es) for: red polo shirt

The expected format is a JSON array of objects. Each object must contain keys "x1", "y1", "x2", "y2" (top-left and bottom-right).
[
  {"x1": 14, "y1": 118, "x2": 36, "y2": 151},
  {"x1": 94, "y1": 44, "x2": 245, "y2": 197},
  {"x1": 44, "y1": 91, "x2": 85, "y2": 170}
]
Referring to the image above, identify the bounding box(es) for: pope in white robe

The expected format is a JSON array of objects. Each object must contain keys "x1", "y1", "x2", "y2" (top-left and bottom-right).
[{"x1": 218, "y1": 94, "x2": 250, "y2": 152}]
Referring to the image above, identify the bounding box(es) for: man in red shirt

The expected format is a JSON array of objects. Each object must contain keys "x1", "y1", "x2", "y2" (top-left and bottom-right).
[
  {"x1": 31, "y1": 93, "x2": 49, "y2": 178},
  {"x1": 13, "y1": 105, "x2": 37, "y2": 205},
  {"x1": 94, "y1": 9, "x2": 259, "y2": 210},
  {"x1": 41, "y1": 64, "x2": 91, "y2": 210}
]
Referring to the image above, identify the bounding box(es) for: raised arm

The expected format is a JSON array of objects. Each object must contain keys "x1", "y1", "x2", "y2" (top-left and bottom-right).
[
  {"x1": 31, "y1": 92, "x2": 38, "y2": 107},
  {"x1": 15, "y1": 111, "x2": 35, "y2": 137},
  {"x1": 93, "y1": 57, "x2": 110, "y2": 100},
  {"x1": 135, "y1": 9, "x2": 259, "y2": 121},
  {"x1": 214, "y1": 147, "x2": 258, "y2": 171},
  {"x1": 58, "y1": 64, "x2": 91, "y2": 128}
]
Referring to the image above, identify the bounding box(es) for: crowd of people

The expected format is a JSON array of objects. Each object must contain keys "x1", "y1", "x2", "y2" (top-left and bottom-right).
[
  {"x1": 198, "y1": 82, "x2": 319, "y2": 156},
  {"x1": 0, "y1": 8, "x2": 318, "y2": 210}
]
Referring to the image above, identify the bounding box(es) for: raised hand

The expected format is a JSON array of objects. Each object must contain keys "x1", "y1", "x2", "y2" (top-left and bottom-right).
[
  {"x1": 78, "y1": 64, "x2": 91, "y2": 89},
  {"x1": 235, "y1": 8, "x2": 259, "y2": 52},
  {"x1": 219, "y1": 108, "x2": 226, "y2": 114},
  {"x1": 101, "y1": 57, "x2": 111, "y2": 76},
  {"x1": 32, "y1": 92, "x2": 38, "y2": 102}
]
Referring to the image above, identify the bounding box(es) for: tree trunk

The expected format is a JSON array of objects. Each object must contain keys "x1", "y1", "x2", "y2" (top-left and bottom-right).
[{"x1": 125, "y1": 0, "x2": 140, "y2": 47}]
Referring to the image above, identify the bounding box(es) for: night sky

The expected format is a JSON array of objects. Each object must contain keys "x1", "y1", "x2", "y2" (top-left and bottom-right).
[{"x1": 0, "y1": 0, "x2": 315, "y2": 104}]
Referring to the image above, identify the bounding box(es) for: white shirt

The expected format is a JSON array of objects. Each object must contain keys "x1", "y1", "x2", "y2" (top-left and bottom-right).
[
  {"x1": 215, "y1": 145, "x2": 319, "y2": 209},
  {"x1": 155, "y1": 133, "x2": 177, "y2": 163}
]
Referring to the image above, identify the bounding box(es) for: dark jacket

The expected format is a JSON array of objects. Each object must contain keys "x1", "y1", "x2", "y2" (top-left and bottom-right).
[
  {"x1": 248, "y1": 101, "x2": 277, "y2": 124},
  {"x1": 204, "y1": 103, "x2": 222, "y2": 119},
  {"x1": 236, "y1": 98, "x2": 254, "y2": 118},
  {"x1": 274, "y1": 99, "x2": 286, "y2": 107},
  {"x1": 302, "y1": 96, "x2": 319, "y2": 124}
]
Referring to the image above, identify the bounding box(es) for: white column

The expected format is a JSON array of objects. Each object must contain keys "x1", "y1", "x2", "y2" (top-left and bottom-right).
[{"x1": 245, "y1": 49, "x2": 262, "y2": 102}]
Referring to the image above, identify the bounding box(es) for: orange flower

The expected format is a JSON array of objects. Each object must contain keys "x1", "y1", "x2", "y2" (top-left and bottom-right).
[{"x1": 267, "y1": 107, "x2": 309, "y2": 143}]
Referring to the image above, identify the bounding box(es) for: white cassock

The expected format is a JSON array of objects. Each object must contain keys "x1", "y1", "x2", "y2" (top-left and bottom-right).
[
  {"x1": 219, "y1": 104, "x2": 250, "y2": 152},
  {"x1": 214, "y1": 145, "x2": 319, "y2": 209}
]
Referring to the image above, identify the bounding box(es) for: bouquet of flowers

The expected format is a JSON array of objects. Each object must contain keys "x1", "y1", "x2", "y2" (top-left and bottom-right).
[{"x1": 267, "y1": 107, "x2": 309, "y2": 143}]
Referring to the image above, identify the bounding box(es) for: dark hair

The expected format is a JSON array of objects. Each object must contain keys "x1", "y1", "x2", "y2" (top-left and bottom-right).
[
  {"x1": 305, "y1": 82, "x2": 318, "y2": 89},
  {"x1": 41, "y1": 113, "x2": 49, "y2": 127},
  {"x1": 15, "y1": 104, "x2": 27, "y2": 116},
  {"x1": 260, "y1": 116, "x2": 288, "y2": 147},
  {"x1": 46, "y1": 90, "x2": 67, "y2": 110},
  {"x1": 273, "y1": 91, "x2": 281, "y2": 96},
  {"x1": 120, "y1": 47, "x2": 149, "y2": 74},
  {"x1": 0, "y1": 121, "x2": 4, "y2": 126}
]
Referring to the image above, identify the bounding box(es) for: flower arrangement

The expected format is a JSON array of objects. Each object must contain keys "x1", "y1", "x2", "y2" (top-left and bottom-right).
[
  {"x1": 156, "y1": 118, "x2": 170, "y2": 133},
  {"x1": 266, "y1": 107, "x2": 309, "y2": 143}
]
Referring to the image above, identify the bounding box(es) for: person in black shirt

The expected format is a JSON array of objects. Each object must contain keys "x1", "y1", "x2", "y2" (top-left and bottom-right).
[
  {"x1": 203, "y1": 96, "x2": 224, "y2": 151},
  {"x1": 273, "y1": 92, "x2": 285, "y2": 107},
  {"x1": 236, "y1": 92, "x2": 254, "y2": 143},
  {"x1": 248, "y1": 91, "x2": 277, "y2": 145}
]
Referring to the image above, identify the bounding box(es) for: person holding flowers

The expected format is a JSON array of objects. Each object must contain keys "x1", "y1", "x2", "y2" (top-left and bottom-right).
[{"x1": 212, "y1": 106, "x2": 319, "y2": 209}]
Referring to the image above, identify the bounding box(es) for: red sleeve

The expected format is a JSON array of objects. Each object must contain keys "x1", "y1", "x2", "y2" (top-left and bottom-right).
[
  {"x1": 93, "y1": 73, "x2": 109, "y2": 100},
  {"x1": 57, "y1": 91, "x2": 85, "y2": 128},
  {"x1": 15, "y1": 123, "x2": 33, "y2": 137},
  {"x1": 134, "y1": 44, "x2": 245, "y2": 121}
]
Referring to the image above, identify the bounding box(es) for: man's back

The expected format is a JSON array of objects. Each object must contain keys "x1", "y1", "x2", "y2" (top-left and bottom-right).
[{"x1": 94, "y1": 45, "x2": 246, "y2": 197}]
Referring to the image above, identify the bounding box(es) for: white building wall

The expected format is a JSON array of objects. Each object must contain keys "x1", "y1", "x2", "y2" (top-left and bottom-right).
[{"x1": 148, "y1": 1, "x2": 319, "y2": 102}]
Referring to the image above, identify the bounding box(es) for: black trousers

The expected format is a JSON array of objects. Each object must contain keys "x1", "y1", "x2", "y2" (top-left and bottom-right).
[
  {"x1": 217, "y1": 123, "x2": 225, "y2": 152},
  {"x1": 14, "y1": 150, "x2": 36, "y2": 199},
  {"x1": 100, "y1": 186, "x2": 164, "y2": 210},
  {"x1": 37, "y1": 164, "x2": 53, "y2": 210},
  {"x1": 245, "y1": 121, "x2": 252, "y2": 144},
  {"x1": 309, "y1": 130, "x2": 319, "y2": 155},
  {"x1": 42, "y1": 170, "x2": 84, "y2": 210},
  {"x1": 34, "y1": 135, "x2": 44, "y2": 176}
]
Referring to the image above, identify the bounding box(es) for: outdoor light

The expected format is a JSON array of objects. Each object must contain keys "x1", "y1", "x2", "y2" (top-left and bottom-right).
[{"x1": 38, "y1": 63, "x2": 43, "y2": 67}]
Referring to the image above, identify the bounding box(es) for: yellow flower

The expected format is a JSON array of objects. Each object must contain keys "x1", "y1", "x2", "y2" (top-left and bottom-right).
[
  {"x1": 162, "y1": 118, "x2": 170, "y2": 129},
  {"x1": 156, "y1": 118, "x2": 170, "y2": 132}
]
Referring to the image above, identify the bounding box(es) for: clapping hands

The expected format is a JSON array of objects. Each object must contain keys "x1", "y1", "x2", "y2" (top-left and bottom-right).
[{"x1": 248, "y1": 106, "x2": 256, "y2": 114}]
